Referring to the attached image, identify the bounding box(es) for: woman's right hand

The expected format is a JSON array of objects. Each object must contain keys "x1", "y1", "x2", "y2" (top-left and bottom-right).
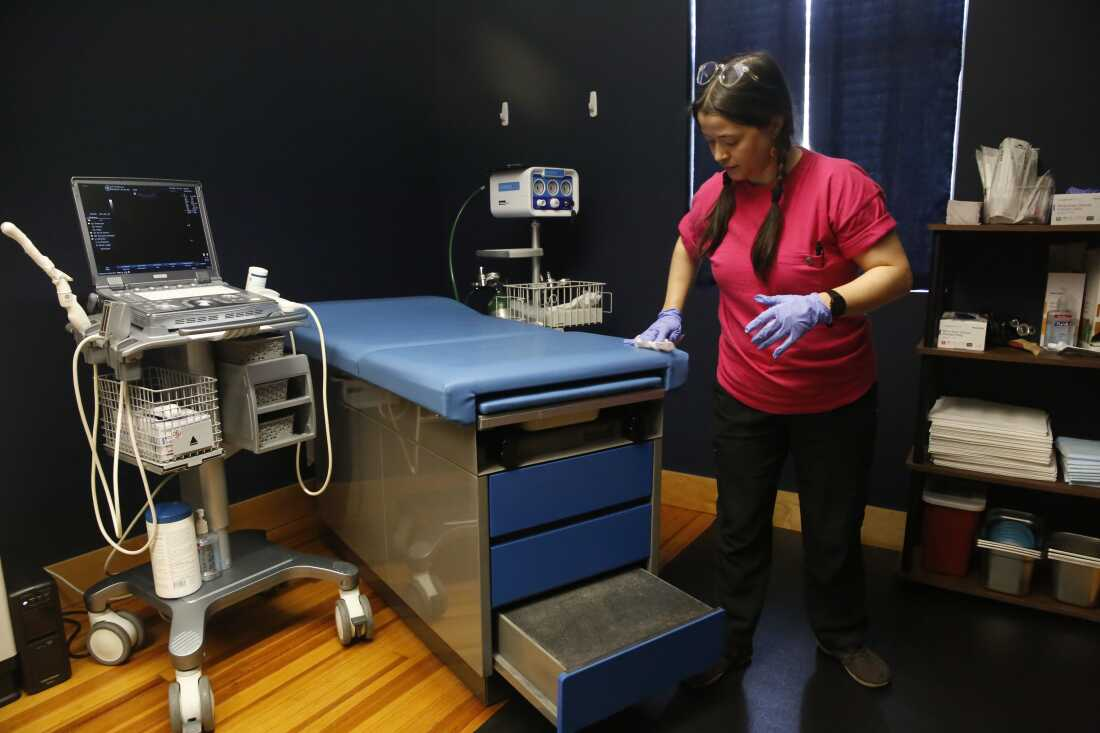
[{"x1": 633, "y1": 307, "x2": 684, "y2": 344}]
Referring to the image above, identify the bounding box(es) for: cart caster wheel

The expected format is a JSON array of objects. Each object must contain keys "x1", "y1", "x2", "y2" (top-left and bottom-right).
[
  {"x1": 168, "y1": 682, "x2": 183, "y2": 733},
  {"x1": 335, "y1": 599, "x2": 354, "y2": 646},
  {"x1": 199, "y1": 675, "x2": 215, "y2": 732},
  {"x1": 116, "y1": 609, "x2": 145, "y2": 649},
  {"x1": 170, "y1": 675, "x2": 215, "y2": 732},
  {"x1": 335, "y1": 596, "x2": 373, "y2": 645},
  {"x1": 356, "y1": 594, "x2": 374, "y2": 641},
  {"x1": 88, "y1": 621, "x2": 132, "y2": 666}
]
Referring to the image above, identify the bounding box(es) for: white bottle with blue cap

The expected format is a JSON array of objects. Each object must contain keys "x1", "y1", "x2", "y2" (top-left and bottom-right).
[{"x1": 146, "y1": 501, "x2": 202, "y2": 599}]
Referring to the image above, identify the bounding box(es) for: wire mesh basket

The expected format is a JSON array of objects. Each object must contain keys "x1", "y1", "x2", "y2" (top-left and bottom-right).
[
  {"x1": 502, "y1": 280, "x2": 611, "y2": 329},
  {"x1": 97, "y1": 366, "x2": 223, "y2": 471}
]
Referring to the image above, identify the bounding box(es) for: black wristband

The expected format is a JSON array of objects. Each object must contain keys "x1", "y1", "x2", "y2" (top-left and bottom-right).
[{"x1": 826, "y1": 289, "x2": 847, "y2": 319}]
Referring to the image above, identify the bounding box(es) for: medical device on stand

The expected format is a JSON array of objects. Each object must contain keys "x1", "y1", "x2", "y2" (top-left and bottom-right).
[
  {"x1": 2, "y1": 177, "x2": 371, "y2": 732},
  {"x1": 477, "y1": 167, "x2": 611, "y2": 329}
]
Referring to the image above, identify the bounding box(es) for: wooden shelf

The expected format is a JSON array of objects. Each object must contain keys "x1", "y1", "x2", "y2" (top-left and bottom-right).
[
  {"x1": 906, "y1": 449, "x2": 1100, "y2": 499},
  {"x1": 901, "y1": 548, "x2": 1100, "y2": 623},
  {"x1": 916, "y1": 342, "x2": 1100, "y2": 369},
  {"x1": 927, "y1": 224, "x2": 1100, "y2": 233}
]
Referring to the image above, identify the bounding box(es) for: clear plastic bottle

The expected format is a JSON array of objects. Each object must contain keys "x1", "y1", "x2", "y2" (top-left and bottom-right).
[
  {"x1": 195, "y1": 509, "x2": 222, "y2": 582},
  {"x1": 1044, "y1": 296, "x2": 1075, "y2": 347}
]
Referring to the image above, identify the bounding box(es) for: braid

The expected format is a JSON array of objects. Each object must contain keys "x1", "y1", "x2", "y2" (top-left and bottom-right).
[
  {"x1": 750, "y1": 140, "x2": 789, "y2": 281},
  {"x1": 701, "y1": 171, "x2": 737, "y2": 259},
  {"x1": 772, "y1": 141, "x2": 788, "y2": 204}
]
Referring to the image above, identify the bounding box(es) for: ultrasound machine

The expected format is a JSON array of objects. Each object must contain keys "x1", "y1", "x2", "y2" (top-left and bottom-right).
[{"x1": 71, "y1": 178, "x2": 282, "y2": 336}]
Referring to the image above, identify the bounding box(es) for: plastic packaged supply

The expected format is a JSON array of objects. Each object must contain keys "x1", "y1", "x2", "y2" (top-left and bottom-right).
[
  {"x1": 1077, "y1": 248, "x2": 1100, "y2": 350},
  {"x1": 976, "y1": 138, "x2": 1054, "y2": 224}
]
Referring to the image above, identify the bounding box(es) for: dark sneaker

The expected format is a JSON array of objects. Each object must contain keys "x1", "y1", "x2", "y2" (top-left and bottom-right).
[
  {"x1": 682, "y1": 647, "x2": 752, "y2": 689},
  {"x1": 817, "y1": 643, "x2": 892, "y2": 688}
]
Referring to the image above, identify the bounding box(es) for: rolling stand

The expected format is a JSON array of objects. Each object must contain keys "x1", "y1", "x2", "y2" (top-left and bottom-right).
[
  {"x1": 83, "y1": 531, "x2": 370, "y2": 733},
  {"x1": 79, "y1": 321, "x2": 373, "y2": 733}
]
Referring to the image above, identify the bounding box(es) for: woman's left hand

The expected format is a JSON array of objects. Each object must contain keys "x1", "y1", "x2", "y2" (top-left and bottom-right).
[{"x1": 745, "y1": 293, "x2": 832, "y2": 359}]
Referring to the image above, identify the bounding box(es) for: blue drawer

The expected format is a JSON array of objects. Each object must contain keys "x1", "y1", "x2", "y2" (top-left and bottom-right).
[
  {"x1": 490, "y1": 503, "x2": 651, "y2": 608},
  {"x1": 557, "y1": 609, "x2": 724, "y2": 732},
  {"x1": 488, "y1": 442, "x2": 654, "y2": 538},
  {"x1": 496, "y1": 568, "x2": 725, "y2": 733}
]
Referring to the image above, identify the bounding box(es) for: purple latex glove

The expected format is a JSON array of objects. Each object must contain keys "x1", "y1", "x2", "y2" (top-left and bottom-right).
[
  {"x1": 744, "y1": 293, "x2": 832, "y2": 359},
  {"x1": 629, "y1": 307, "x2": 683, "y2": 344}
]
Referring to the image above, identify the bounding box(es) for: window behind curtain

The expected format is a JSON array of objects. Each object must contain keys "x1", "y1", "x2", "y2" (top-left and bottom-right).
[{"x1": 692, "y1": 0, "x2": 966, "y2": 286}]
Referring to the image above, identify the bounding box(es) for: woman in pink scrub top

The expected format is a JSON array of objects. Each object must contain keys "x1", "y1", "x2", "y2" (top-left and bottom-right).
[{"x1": 636, "y1": 51, "x2": 912, "y2": 689}]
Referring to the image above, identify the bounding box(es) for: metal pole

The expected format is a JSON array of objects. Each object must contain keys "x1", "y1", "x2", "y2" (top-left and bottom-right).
[
  {"x1": 167, "y1": 342, "x2": 233, "y2": 568},
  {"x1": 530, "y1": 220, "x2": 541, "y2": 285}
]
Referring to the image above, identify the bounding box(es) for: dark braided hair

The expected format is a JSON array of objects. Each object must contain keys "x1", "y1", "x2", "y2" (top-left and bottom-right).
[{"x1": 692, "y1": 51, "x2": 795, "y2": 282}]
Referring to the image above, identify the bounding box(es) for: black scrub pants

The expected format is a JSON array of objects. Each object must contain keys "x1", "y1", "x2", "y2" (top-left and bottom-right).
[{"x1": 712, "y1": 383, "x2": 877, "y2": 654}]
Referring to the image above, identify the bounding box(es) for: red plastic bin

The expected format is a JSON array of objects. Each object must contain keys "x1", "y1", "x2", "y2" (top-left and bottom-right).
[{"x1": 921, "y1": 485, "x2": 987, "y2": 577}]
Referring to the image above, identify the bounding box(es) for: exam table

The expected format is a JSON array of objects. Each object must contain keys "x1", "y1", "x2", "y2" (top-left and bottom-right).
[{"x1": 295, "y1": 297, "x2": 724, "y2": 732}]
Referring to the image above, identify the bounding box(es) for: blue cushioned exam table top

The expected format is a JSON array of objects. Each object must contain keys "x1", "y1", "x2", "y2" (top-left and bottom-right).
[{"x1": 293, "y1": 297, "x2": 688, "y2": 424}]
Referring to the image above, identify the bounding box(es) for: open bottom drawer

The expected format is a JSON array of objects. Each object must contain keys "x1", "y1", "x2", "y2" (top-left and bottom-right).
[{"x1": 494, "y1": 568, "x2": 725, "y2": 732}]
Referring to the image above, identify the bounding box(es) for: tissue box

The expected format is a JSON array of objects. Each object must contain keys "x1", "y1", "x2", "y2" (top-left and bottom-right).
[
  {"x1": 1053, "y1": 194, "x2": 1100, "y2": 226},
  {"x1": 937, "y1": 312, "x2": 987, "y2": 351},
  {"x1": 946, "y1": 200, "x2": 982, "y2": 225}
]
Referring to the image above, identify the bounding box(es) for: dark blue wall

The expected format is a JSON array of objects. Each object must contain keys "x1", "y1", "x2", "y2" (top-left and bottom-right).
[
  {"x1": 0, "y1": 1, "x2": 441, "y2": 565},
  {"x1": 7, "y1": 0, "x2": 1090, "y2": 568}
]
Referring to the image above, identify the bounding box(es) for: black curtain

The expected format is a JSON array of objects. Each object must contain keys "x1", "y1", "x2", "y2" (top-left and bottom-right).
[
  {"x1": 693, "y1": 0, "x2": 807, "y2": 192},
  {"x1": 810, "y1": 0, "x2": 965, "y2": 285},
  {"x1": 694, "y1": 0, "x2": 966, "y2": 286}
]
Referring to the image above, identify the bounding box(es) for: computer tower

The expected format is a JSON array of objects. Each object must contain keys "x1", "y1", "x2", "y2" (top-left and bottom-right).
[
  {"x1": 0, "y1": 558, "x2": 18, "y2": 706},
  {"x1": 4, "y1": 560, "x2": 71, "y2": 694}
]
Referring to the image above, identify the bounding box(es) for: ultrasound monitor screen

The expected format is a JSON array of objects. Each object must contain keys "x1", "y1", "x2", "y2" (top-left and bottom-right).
[{"x1": 77, "y1": 182, "x2": 212, "y2": 275}]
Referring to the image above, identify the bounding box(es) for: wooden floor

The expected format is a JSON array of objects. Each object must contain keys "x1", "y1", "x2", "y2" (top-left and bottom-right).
[{"x1": 0, "y1": 505, "x2": 713, "y2": 733}]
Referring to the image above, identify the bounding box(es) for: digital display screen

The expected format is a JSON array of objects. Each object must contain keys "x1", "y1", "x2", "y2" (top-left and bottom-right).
[{"x1": 77, "y1": 182, "x2": 212, "y2": 275}]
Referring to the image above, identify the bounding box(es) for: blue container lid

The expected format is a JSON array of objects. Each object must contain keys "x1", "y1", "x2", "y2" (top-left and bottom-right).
[
  {"x1": 989, "y1": 519, "x2": 1036, "y2": 549},
  {"x1": 145, "y1": 501, "x2": 192, "y2": 524}
]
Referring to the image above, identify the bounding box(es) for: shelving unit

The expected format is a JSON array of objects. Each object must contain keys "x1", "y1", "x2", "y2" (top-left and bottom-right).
[
  {"x1": 901, "y1": 223, "x2": 1100, "y2": 622},
  {"x1": 916, "y1": 341, "x2": 1100, "y2": 370}
]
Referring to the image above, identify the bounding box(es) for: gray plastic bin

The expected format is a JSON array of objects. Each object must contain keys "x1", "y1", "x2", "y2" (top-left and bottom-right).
[
  {"x1": 978, "y1": 509, "x2": 1042, "y2": 596},
  {"x1": 1048, "y1": 532, "x2": 1100, "y2": 608}
]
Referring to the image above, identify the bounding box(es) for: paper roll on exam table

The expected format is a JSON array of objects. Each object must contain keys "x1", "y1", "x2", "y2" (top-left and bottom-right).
[{"x1": 294, "y1": 297, "x2": 723, "y2": 732}]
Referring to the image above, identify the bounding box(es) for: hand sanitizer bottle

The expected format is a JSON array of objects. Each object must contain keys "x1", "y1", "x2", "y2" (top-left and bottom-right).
[
  {"x1": 1044, "y1": 296, "x2": 1075, "y2": 348},
  {"x1": 195, "y1": 509, "x2": 222, "y2": 582}
]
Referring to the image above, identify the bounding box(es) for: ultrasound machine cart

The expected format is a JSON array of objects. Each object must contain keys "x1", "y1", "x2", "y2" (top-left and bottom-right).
[{"x1": 32, "y1": 178, "x2": 374, "y2": 733}]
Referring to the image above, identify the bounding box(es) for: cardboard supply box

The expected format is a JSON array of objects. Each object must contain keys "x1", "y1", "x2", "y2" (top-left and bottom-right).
[
  {"x1": 1040, "y1": 271, "x2": 1086, "y2": 349},
  {"x1": 1052, "y1": 193, "x2": 1100, "y2": 226},
  {"x1": 1079, "y1": 248, "x2": 1100, "y2": 351},
  {"x1": 937, "y1": 312, "x2": 988, "y2": 351}
]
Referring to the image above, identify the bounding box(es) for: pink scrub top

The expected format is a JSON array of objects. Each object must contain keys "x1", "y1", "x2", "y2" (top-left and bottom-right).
[{"x1": 679, "y1": 148, "x2": 897, "y2": 414}]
